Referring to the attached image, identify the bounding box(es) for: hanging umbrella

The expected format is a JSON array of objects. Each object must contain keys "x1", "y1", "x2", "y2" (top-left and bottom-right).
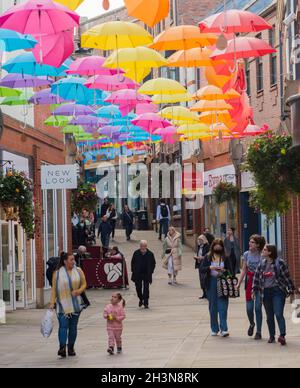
[
  {"x1": 139, "y1": 78, "x2": 187, "y2": 96},
  {"x1": 177, "y1": 123, "x2": 210, "y2": 134},
  {"x1": 150, "y1": 25, "x2": 217, "y2": 51},
  {"x1": 52, "y1": 103, "x2": 95, "y2": 117},
  {"x1": 0, "y1": 86, "x2": 22, "y2": 97},
  {"x1": 44, "y1": 115, "x2": 70, "y2": 126},
  {"x1": 124, "y1": 67, "x2": 151, "y2": 83},
  {"x1": 61, "y1": 125, "x2": 85, "y2": 134},
  {"x1": 29, "y1": 88, "x2": 69, "y2": 105},
  {"x1": 160, "y1": 106, "x2": 199, "y2": 123},
  {"x1": 96, "y1": 105, "x2": 122, "y2": 119},
  {"x1": 124, "y1": 0, "x2": 169, "y2": 28},
  {"x1": 81, "y1": 21, "x2": 153, "y2": 50},
  {"x1": 193, "y1": 85, "x2": 241, "y2": 100},
  {"x1": 0, "y1": 73, "x2": 53, "y2": 88},
  {"x1": 132, "y1": 113, "x2": 172, "y2": 134},
  {"x1": 66, "y1": 56, "x2": 122, "y2": 76},
  {"x1": 105, "y1": 89, "x2": 151, "y2": 106},
  {"x1": 205, "y1": 65, "x2": 234, "y2": 88},
  {"x1": 210, "y1": 37, "x2": 276, "y2": 61},
  {"x1": 0, "y1": 93, "x2": 32, "y2": 106},
  {"x1": 54, "y1": 0, "x2": 84, "y2": 10},
  {"x1": 199, "y1": 9, "x2": 272, "y2": 33},
  {"x1": 85, "y1": 74, "x2": 139, "y2": 91},
  {"x1": 136, "y1": 102, "x2": 158, "y2": 115},
  {"x1": 69, "y1": 115, "x2": 105, "y2": 127},
  {"x1": 0, "y1": 28, "x2": 37, "y2": 51},
  {"x1": 152, "y1": 93, "x2": 193, "y2": 104},
  {"x1": 98, "y1": 126, "x2": 122, "y2": 137},
  {"x1": 190, "y1": 100, "x2": 233, "y2": 112},
  {"x1": 167, "y1": 48, "x2": 225, "y2": 68},
  {"x1": 154, "y1": 126, "x2": 178, "y2": 145},
  {"x1": 2, "y1": 52, "x2": 71, "y2": 77},
  {"x1": 199, "y1": 110, "x2": 233, "y2": 125},
  {"x1": 241, "y1": 124, "x2": 269, "y2": 137}
]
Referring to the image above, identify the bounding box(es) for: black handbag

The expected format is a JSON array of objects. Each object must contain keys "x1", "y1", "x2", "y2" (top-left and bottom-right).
[{"x1": 81, "y1": 292, "x2": 91, "y2": 309}]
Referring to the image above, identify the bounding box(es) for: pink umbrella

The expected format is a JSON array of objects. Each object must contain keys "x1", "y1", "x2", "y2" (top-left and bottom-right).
[
  {"x1": 154, "y1": 126, "x2": 178, "y2": 144},
  {"x1": 66, "y1": 56, "x2": 123, "y2": 76},
  {"x1": 85, "y1": 74, "x2": 140, "y2": 92},
  {"x1": 132, "y1": 113, "x2": 172, "y2": 134},
  {"x1": 241, "y1": 124, "x2": 269, "y2": 137},
  {"x1": 106, "y1": 89, "x2": 152, "y2": 116},
  {"x1": 136, "y1": 102, "x2": 158, "y2": 115}
]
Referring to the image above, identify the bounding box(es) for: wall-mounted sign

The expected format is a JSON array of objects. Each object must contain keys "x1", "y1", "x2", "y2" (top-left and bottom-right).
[
  {"x1": 41, "y1": 164, "x2": 78, "y2": 190},
  {"x1": 204, "y1": 165, "x2": 236, "y2": 196}
]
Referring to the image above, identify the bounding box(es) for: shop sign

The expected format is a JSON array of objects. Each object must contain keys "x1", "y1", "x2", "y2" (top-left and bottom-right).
[
  {"x1": 41, "y1": 164, "x2": 78, "y2": 190},
  {"x1": 204, "y1": 165, "x2": 236, "y2": 196},
  {"x1": 0, "y1": 300, "x2": 5, "y2": 324},
  {"x1": 241, "y1": 171, "x2": 255, "y2": 192}
]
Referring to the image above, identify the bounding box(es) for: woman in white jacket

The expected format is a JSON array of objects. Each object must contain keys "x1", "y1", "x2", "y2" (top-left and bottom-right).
[{"x1": 162, "y1": 226, "x2": 182, "y2": 285}]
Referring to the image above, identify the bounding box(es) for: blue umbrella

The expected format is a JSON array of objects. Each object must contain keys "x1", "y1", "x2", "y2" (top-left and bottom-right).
[
  {"x1": 96, "y1": 105, "x2": 122, "y2": 119},
  {"x1": 2, "y1": 53, "x2": 72, "y2": 77},
  {"x1": 0, "y1": 29, "x2": 37, "y2": 52}
]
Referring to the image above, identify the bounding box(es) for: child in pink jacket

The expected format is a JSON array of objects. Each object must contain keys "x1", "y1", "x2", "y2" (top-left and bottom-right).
[{"x1": 103, "y1": 293, "x2": 126, "y2": 355}]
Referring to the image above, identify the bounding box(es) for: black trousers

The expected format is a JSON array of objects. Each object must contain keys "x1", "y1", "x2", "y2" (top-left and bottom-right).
[
  {"x1": 135, "y1": 278, "x2": 150, "y2": 306},
  {"x1": 125, "y1": 224, "x2": 133, "y2": 239}
]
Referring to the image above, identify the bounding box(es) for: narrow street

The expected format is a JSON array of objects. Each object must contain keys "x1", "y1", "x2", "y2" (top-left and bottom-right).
[{"x1": 0, "y1": 230, "x2": 299, "y2": 368}]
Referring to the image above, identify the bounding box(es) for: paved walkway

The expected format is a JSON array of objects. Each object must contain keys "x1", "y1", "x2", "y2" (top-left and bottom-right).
[{"x1": 1, "y1": 230, "x2": 300, "y2": 368}]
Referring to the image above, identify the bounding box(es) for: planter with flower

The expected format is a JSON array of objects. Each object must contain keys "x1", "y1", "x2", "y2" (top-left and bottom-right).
[
  {"x1": 72, "y1": 182, "x2": 99, "y2": 214},
  {"x1": 213, "y1": 181, "x2": 239, "y2": 205},
  {"x1": 244, "y1": 132, "x2": 300, "y2": 219},
  {"x1": 0, "y1": 170, "x2": 35, "y2": 238}
]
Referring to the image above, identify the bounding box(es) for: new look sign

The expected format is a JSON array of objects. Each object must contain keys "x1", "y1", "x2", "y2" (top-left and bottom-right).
[{"x1": 41, "y1": 165, "x2": 78, "y2": 190}]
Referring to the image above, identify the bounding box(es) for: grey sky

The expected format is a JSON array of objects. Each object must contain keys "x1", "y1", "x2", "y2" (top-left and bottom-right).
[{"x1": 77, "y1": 0, "x2": 125, "y2": 19}]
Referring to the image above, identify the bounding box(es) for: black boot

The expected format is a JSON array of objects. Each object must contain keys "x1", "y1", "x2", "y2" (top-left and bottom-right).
[
  {"x1": 58, "y1": 346, "x2": 66, "y2": 358},
  {"x1": 68, "y1": 345, "x2": 76, "y2": 356}
]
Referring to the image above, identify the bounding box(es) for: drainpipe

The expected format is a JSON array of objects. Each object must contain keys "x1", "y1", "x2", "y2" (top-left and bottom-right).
[{"x1": 286, "y1": 94, "x2": 300, "y2": 151}]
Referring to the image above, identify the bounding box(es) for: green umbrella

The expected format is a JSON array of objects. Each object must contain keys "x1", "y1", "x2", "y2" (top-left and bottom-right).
[
  {"x1": 61, "y1": 125, "x2": 85, "y2": 134},
  {"x1": 0, "y1": 93, "x2": 33, "y2": 105},
  {"x1": 44, "y1": 115, "x2": 70, "y2": 126},
  {"x1": 0, "y1": 86, "x2": 22, "y2": 97}
]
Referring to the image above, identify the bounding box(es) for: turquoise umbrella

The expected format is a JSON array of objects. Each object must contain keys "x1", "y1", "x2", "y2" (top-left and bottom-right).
[{"x1": 0, "y1": 29, "x2": 37, "y2": 51}]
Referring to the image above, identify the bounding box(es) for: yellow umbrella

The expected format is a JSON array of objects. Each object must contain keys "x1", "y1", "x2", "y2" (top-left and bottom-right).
[
  {"x1": 81, "y1": 21, "x2": 153, "y2": 50},
  {"x1": 152, "y1": 93, "x2": 192, "y2": 104},
  {"x1": 167, "y1": 48, "x2": 222, "y2": 68},
  {"x1": 138, "y1": 78, "x2": 187, "y2": 96},
  {"x1": 125, "y1": 67, "x2": 152, "y2": 83},
  {"x1": 177, "y1": 123, "x2": 210, "y2": 134},
  {"x1": 193, "y1": 85, "x2": 241, "y2": 100},
  {"x1": 210, "y1": 123, "x2": 231, "y2": 132},
  {"x1": 104, "y1": 47, "x2": 167, "y2": 75},
  {"x1": 190, "y1": 100, "x2": 233, "y2": 112},
  {"x1": 150, "y1": 25, "x2": 217, "y2": 51},
  {"x1": 55, "y1": 0, "x2": 84, "y2": 10},
  {"x1": 199, "y1": 110, "x2": 234, "y2": 125},
  {"x1": 160, "y1": 106, "x2": 199, "y2": 122}
]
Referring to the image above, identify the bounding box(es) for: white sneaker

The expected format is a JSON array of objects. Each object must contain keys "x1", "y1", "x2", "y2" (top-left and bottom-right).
[
  {"x1": 211, "y1": 332, "x2": 218, "y2": 337},
  {"x1": 221, "y1": 331, "x2": 230, "y2": 338}
]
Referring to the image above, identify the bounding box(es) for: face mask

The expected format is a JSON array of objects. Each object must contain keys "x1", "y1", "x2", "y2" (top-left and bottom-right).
[{"x1": 214, "y1": 248, "x2": 223, "y2": 254}]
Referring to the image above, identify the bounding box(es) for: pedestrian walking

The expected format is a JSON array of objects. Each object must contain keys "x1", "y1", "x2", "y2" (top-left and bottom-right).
[
  {"x1": 156, "y1": 199, "x2": 171, "y2": 240},
  {"x1": 101, "y1": 197, "x2": 110, "y2": 218},
  {"x1": 131, "y1": 240, "x2": 156, "y2": 309},
  {"x1": 49, "y1": 252, "x2": 87, "y2": 358},
  {"x1": 253, "y1": 244, "x2": 295, "y2": 346},
  {"x1": 200, "y1": 239, "x2": 235, "y2": 337},
  {"x1": 122, "y1": 205, "x2": 134, "y2": 241},
  {"x1": 194, "y1": 235, "x2": 210, "y2": 299},
  {"x1": 224, "y1": 227, "x2": 242, "y2": 274},
  {"x1": 237, "y1": 234, "x2": 266, "y2": 340},
  {"x1": 107, "y1": 203, "x2": 118, "y2": 240},
  {"x1": 98, "y1": 215, "x2": 112, "y2": 255},
  {"x1": 103, "y1": 293, "x2": 126, "y2": 355},
  {"x1": 203, "y1": 227, "x2": 215, "y2": 247},
  {"x1": 162, "y1": 226, "x2": 182, "y2": 285}
]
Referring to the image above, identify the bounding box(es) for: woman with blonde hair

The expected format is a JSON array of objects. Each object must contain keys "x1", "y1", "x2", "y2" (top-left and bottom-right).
[
  {"x1": 162, "y1": 226, "x2": 182, "y2": 285},
  {"x1": 194, "y1": 235, "x2": 210, "y2": 299}
]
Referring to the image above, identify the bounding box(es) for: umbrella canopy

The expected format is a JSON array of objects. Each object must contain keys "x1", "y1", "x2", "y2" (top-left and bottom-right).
[
  {"x1": 104, "y1": 47, "x2": 167, "y2": 72},
  {"x1": 85, "y1": 74, "x2": 139, "y2": 91},
  {"x1": 98, "y1": 126, "x2": 122, "y2": 137},
  {"x1": 167, "y1": 48, "x2": 224, "y2": 68},
  {"x1": 132, "y1": 113, "x2": 172, "y2": 134},
  {"x1": 241, "y1": 124, "x2": 269, "y2": 137},
  {"x1": 136, "y1": 102, "x2": 158, "y2": 115},
  {"x1": 44, "y1": 115, "x2": 70, "y2": 126},
  {"x1": 66, "y1": 56, "x2": 121, "y2": 76},
  {"x1": 177, "y1": 123, "x2": 210, "y2": 134},
  {"x1": 105, "y1": 89, "x2": 151, "y2": 106},
  {"x1": 191, "y1": 100, "x2": 233, "y2": 112},
  {"x1": 0, "y1": 93, "x2": 32, "y2": 106},
  {"x1": 151, "y1": 25, "x2": 217, "y2": 51},
  {"x1": 199, "y1": 9, "x2": 272, "y2": 33},
  {"x1": 2, "y1": 52, "x2": 71, "y2": 77},
  {"x1": 139, "y1": 78, "x2": 187, "y2": 96},
  {"x1": 61, "y1": 125, "x2": 85, "y2": 134},
  {"x1": 124, "y1": 66, "x2": 151, "y2": 83},
  {"x1": 193, "y1": 86, "x2": 241, "y2": 101},
  {"x1": 0, "y1": 28, "x2": 37, "y2": 51},
  {"x1": 154, "y1": 126, "x2": 178, "y2": 144},
  {"x1": 199, "y1": 110, "x2": 233, "y2": 125},
  {"x1": 152, "y1": 93, "x2": 192, "y2": 104},
  {"x1": 210, "y1": 37, "x2": 276, "y2": 61},
  {"x1": 96, "y1": 105, "x2": 122, "y2": 119},
  {"x1": 69, "y1": 115, "x2": 104, "y2": 127},
  {"x1": 81, "y1": 21, "x2": 153, "y2": 50},
  {"x1": 53, "y1": 103, "x2": 95, "y2": 116},
  {"x1": 54, "y1": 0, "x2": 84, "y2": 10},
  {"x1": 0, "y1": 86, "x2": 22, "y2": 97},
  {"x1": 29, "y1": 88, "x2": 69, "y2": 105},
  {"x1": 160, "y1": 106, "x2": 199, "y2": 123},
  {"x1": 0, "y1": 73, "x2": 53, "y2": 88},
  {"x1": 124, "y1": 0, "x2": 169, "y2": 28}
]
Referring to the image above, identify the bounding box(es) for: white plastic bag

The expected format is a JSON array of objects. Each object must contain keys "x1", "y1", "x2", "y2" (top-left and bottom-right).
[{"x1": 41, "y1": 310, "x2": 54, "y2": 338}]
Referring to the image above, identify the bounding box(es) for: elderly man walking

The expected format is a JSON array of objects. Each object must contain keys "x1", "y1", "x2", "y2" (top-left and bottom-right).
[{"x1": 131, "y1": 241, "x2": 156, "y2": 309}]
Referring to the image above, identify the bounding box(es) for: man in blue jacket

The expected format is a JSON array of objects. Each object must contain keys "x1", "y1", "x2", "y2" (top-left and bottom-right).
[{"x1": 98, "y1": 215, "x2": 112, "y2": 255}]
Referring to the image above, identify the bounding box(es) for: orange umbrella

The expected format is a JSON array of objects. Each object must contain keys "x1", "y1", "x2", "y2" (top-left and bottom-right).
[
  {"x1": 193, "y1": 85, "x2": 241, "y2": 100},
  {"x1": 124, "y1": 0, "x2": 169, "y2": 28},
  {"x1": 150, "y1": 25, "x2": 217, "y2": 51},
  {"x1": 199, "y1": 110, "x2": 234, "y2": 125},
  {"x1": 167, "y1": 48, "x2": 222, "y2": 68},
  {"x1": 205, "y1": 65, "x2": 234, "y2": 88},
  {"x1": 190, "y1": 100, "x2": 233, "y2": 112}
]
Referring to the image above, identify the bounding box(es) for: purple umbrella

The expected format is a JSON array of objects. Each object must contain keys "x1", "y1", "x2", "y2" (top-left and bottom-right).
[
  {"x1": 98, "y1": 125, "x2": 121, "y2": 137},
  {"x1": 29, "y1": 88, "x2": 69, "y2": 105},
  {"x1": 70, "y1": 115, "x2": 107, "y2": 127},
  {"x1": 0, "y1": 73, "x2": 53, "y2": 88},
  {"x1": 53, "y1": 103, "x2": 95, "y2": 117}
]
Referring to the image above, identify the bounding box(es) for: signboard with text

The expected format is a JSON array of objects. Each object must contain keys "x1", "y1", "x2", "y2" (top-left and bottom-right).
[
  {"x1": 204, "y1": 165, "x2": 236, "y2": 196},
  {"x1": 41, "y1": 164, "x2": 78, "y2": 190}
]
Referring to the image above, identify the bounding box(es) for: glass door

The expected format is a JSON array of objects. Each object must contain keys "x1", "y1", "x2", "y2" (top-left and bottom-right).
[
  {"x1": 13, "y1": 223, "x2": 25, "y2": 309},
  {"x1": 0, "y1": 221, "x2": 14, "y2": 311}
]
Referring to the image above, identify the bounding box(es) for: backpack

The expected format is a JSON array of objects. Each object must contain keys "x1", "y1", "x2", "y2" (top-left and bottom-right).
[
  {"x1": 46, "y1": 257, "x2": 60, "y2": 286},
  {"x1": 160, "y1": 204, "x2": 169, "y2": 218}
]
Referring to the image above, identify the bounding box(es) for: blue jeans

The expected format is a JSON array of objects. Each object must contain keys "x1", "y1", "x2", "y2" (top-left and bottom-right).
[
  {"x1": 159, "y1": 218, "x2": 169, "y2": 239},
  {"x1": 263, "y1": 287, "x2": 286, "y2": 338},
  {"x1": 206, "y1": 277, "x2": 229, "y2": 333},
  {"x1": 246, "y1": 292, "x2": 263, "y2": 334},
  {"x1": 57, "y1": 313, "x2": 80, "y2": 348}
]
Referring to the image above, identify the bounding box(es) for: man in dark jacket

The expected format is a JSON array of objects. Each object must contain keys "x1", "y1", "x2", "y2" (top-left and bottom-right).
[
  {"x1": 131, "y1": 240, "x2": 156, "y2": 309},
  {"x1": 98, "y1": 216, "x2": 112, "y2": 255},
  {"x1": 100, "y1": 197, "x2": 110, "y2": 218},
  {"x1": 122, "y1": 205, "x2": 134, "y2": 241}
]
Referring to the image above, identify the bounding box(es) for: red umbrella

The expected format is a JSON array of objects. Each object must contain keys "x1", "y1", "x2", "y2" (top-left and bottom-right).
[
  {"x1": 199, "y1": 9, "x2": 272, "y2": 33},
  {"x1": 210, "y1": 37, "x2": 276, "y2": 61}
]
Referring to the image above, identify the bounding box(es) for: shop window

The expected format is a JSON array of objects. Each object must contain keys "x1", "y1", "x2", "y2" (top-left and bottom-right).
[
  {"x1": 269, "y1": 27, "x2": 277, "y2": 86},
  {"x1": 256, "y1": 34, "x2": 264, "y2": 92}
]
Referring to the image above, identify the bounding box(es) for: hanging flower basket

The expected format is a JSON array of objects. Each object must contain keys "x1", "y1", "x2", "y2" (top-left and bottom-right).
[
  {"x1": 0, "y1": 170, "x2": 35, "y2": 238},
  {"x1": 72, "y1": 182, "x2": 99, "y2": 214},
  {"x1": 213, "y1": 182, "x2": 239, "y2": 205}
]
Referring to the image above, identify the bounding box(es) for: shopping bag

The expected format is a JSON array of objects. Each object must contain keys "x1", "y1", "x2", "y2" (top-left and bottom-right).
[
  {"x1": 41, "y1": 310, "x2": 55, "y2": 338},
  {"x1": 217, "y1": 275, "x2": 240, "y2": 299}
]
